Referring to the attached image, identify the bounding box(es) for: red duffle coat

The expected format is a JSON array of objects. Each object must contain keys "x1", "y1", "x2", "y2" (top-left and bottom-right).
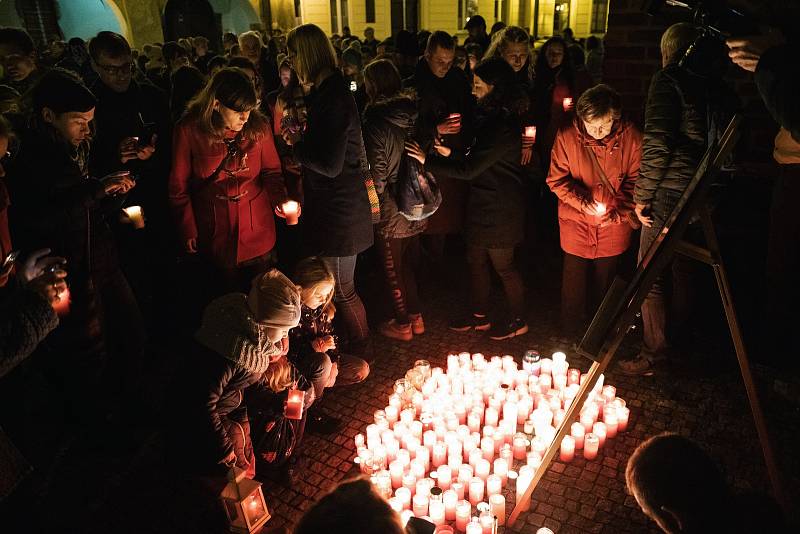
[
  {"x1": 547, "y1": 118, "x2": 642, "y2": 259},
  {"x1": 169, "y1": 118, "x2": 285, "y2": 267}
]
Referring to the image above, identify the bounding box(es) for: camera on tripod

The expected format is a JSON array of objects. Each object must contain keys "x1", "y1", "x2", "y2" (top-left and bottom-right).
[{"x1": 642, "y1": 0, "x2": 760, "y2": 73}]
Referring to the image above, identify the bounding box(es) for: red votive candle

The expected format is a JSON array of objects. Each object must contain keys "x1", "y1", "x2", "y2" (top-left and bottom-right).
[{"x1": 285, "y1": 388, "x2": 304, "y2": 420}]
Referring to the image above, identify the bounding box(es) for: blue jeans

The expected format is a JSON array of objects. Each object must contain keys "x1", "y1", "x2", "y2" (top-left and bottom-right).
[{"x1": 320, "y1": 255, "x2": 369, "y2": 345}]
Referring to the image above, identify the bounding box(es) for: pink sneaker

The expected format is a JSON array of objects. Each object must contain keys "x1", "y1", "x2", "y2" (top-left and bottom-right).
[{"x1": 409, "y1": 313, "x2": 425, "y2": 335}]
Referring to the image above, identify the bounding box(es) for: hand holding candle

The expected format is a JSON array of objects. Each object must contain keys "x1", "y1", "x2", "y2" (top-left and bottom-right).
[{"x1": 122, "y1": 205, "x2": 145, "y2": 229}]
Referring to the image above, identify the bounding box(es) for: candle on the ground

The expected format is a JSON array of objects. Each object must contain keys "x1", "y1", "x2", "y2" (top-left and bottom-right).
[
  {"x1": 390, "y1": 460, "x2": 404, "y2": 488},
  {"x1": 593, "y1": 422, "x2": 607, "y2": 448},
  {"x1": 584, "y1": 433, "x2": 600, "y2": 460},
  {"x1": 560, "y1": 435, "x2": 575, "y2": 462},
  {"x1": 468, "y1": 477, "x2": 484, "y2": 505},
  {"x1": 493, "y1": 457, "x2": 508, "y2": 485},
  {"x1": 570, "y1": 422, "x2": 585, "y2": 449},
  {"x1": 281, "y1": 200, "x2": 300, "y2": 225},
  {"x1": 489, "y1": 493, "x2": 506, "y2": 526},
  {"x1": 455, "y1": 500, "x2": 471, "y2": 532},
  {"x1": 486, "y1": 474, "x2": 501, "y2": 496},
  {"x1": 388, "y1": 497, "x2": 403, "y2": 513},
  {"x1": 396, "y1": 486, "x2": 411, "y2": 509},
  {"x1": 617, "y1": 406, "x2": 630, "y2": 431},
  {"x1": 429, "y1": 499, "x2": 445, "y2": 525},
  {"x1": 475, "y1": 459, "x2": 490, "y2": 481},
  {"x1": 512, "y1": 433, "x2": 527, "y2": 460},
  {"x1": 516, "y1": 465, "x2": 534, "y2": 512},
  {"x1": 466, "y1": 519, "x2": 482, "y2": 534},
  {"x1": 412, "y1": 492, "x2": 429, "y2": 517},
  {"x1": 443, "y1": 489, "x2": 458, "y2": 520}
]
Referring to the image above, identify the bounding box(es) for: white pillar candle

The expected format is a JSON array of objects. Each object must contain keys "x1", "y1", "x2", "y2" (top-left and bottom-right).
[
  {"x1": 489, "y1": 493, "x2": 505, "y2": 526},
  {"x1": 493, "y1": 457, "x2": 508, "y2": 485},
  {"x1": 570, "y1": 422, "x2": 585, "y2": 449},
  {"x1": 617, "y1": 406, "x2": 630, "y2": 431},
  {"x1": 416, "y1": 446, "x2": 430, "y2": 471},
  {"x1": 390, "y1": 460, "x2": 405, "y2": 488},
  {"x1": 553, "y1": 374, "x2": 567, "y2": 391},
  {"x1": 437, "y1": 465, "x2": 452, "y2": 490},
  {"x1": 402, "y1": 473, "x2": 416, "y2": 495},
  {"x1": 424, "y1": 430, "x2": 437, "y2": 451},
  {"x1": 401, "y1": 509, "x2": 414, "y2": 527},
  {"x1": 416, "y1": 478, "x2": 433, "y2": 498},
  {"x1": 540, "y1": 358, "x2": 553, "y2": 375},
  {"x1": 486, "y1": 474, "x2": 502, "y2": 496},
  {"x1": 458, "y1": 465, "x2": 474, "y2": 486},
  {"x1": 516, "y1": 465, "x2": 535, "y2": 512},
  {"x1": 480, "y1": 436, "x2": 494, "y2": 461},
  {"x1": 567, "y1": 368, "x2": 581, "y2": 386},
  {"x1": 593, "y1": 422, "x2": 607, "y2": 448},
  {"x1": 468, "y1": 477, "x2": 484, "y2": 505},
  {"x1": 560, "y1": 435, "x2": 575, "y2": 462},
  {"x1": 513, "y1": 434, "x2": 528, "y2": 460},
  {"x1": 502, "y1": 401, "x2": 518, "y2": 425},
  {"x1": 527, "y1": 451, "x2": 542, "y2": 470},
  {"x1": 400, "y1": 408, "x2": 415, "y2": 425},
  {"x1": 475, "y1": 459, "x2": 491, "y2": 480},
  {"x1": 412, "y1": 493, "x2": 429, "y2": 517},
  {"x1": 429, "y1": 500, "x2": 445, "y2": 526},
  {"x1": 388, "y1": 497, "x2": 403, "y2": 513},
  {"x1": 452, "y1": 481, "x2": 465, "y2": 500},
  {"x1": 484, "y1": 407, "x2": 499, "y2": 428},
  {"x1": 448, "y1": 439, "x2": 463, "y2": 459},
  {"x1": 396, "y1": 486, "x2": 412, "y2": 509},
  {"x1": 584, "y1": 433, "x2": 600, "y2": 460},
  {"x1": 499, "y1": 444, "x2": 513, "y2": 465},
  {"x1": 433, "y1": 442, "x2": 448, "y2": 467},
  {"x1": 410, "y1": 459, "x2": 426, "y2": 480},
  {"x1": 602, "y1": 385, "x2": 617, "y2": 402},
  {"x1": 443, "y1": 489, "x2": 458, "y2": 520},
  {"x1": 455, "y1": 500, "x2": 471, "y2": 532},
  {"x1": 603, "y1": 409, "x2": 619, "y2": 439},
  {"x1": 518, "y1": 396, "x2": 533, "y2": 424},
  {"x1": 580, "y1": 411, "x2": 595, "y2": 433},
  {"x1": 467, "y1": 411, "x2": 482, "y2": 433},
  {"x1": 466, "y1": 519, "x2": 482, "y2": 534},
  {"x1": 468, "y1": 448, "x2": 483, "y2": 469},
  {"x1": 553, "y1": 408, "x2": 566, "y2": 429}
]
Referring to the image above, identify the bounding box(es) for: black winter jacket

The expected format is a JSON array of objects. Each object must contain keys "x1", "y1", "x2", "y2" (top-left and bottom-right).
[
  {"x1": 634, "y1": 64, "x2": 739, "y2": 205},
  {"x1": 755, "y1": 44, "x2": 800, "y2": 143},
  {"x1": 294, "y1": 71, "x2": 374, "y2": 257},
  {"x1": 425, "y1": 106, "x2": 525, "y2": 248},
  {"x1": 363, "y1": 95, "x2": 427, "y2": 239}
]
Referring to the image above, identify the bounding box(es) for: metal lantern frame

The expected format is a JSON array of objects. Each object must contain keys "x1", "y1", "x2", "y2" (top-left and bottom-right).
[{"x1": 220, "y1": 467, "x2": 271, "y2": 533}]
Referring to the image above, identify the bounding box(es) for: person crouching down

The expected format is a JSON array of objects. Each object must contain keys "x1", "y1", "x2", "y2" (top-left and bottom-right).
[
  {"x1": 167, "y1": 269, "x2": 301, "y2": 479},
  {"x1": 288, "y1": 257, "x2": 370, "y2": 434}
]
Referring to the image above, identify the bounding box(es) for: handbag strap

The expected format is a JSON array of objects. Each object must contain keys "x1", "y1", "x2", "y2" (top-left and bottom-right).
[{"x1": 583, "y1": 142, "x2": 617, "y2": 196}]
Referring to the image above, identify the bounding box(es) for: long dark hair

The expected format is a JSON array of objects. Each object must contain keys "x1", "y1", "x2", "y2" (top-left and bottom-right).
[
  {"x1": 473, "y1": 57, "x2": 529, "y2": 119},
  {"x1": 534, "y1": 36, "x2": 575, "y2": 92},
  {"x1": 184, "y1": 67, "x2": 267, "y2": 141}
]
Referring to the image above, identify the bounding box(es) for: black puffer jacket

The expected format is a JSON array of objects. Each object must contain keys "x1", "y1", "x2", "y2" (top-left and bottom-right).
[
  {"x1": 425, "y1": 106, "x2": 525, "y2": 248},
  {"x1": 294, "y1": 71, "x2": 374, "y2": 257},
  {"x1": 363, "y1": 95, "x2": 427, "y2": 239},
  {"x1": 634, "y1": 64, "x2": 739, "y2": 206}
]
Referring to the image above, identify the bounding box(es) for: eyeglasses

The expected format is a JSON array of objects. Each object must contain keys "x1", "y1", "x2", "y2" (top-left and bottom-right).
[{"x1": 95, "y1": 62, "x2": 134, "y2": 76}]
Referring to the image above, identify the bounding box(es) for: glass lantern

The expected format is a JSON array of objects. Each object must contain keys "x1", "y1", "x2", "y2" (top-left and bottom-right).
[{"x1": 219, "y1": 467, "x2": 270, "y2": 533}]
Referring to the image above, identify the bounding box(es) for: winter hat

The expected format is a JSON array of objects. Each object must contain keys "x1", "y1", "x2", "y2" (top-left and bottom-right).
[
  {"x1": 342, "y1": 46, "x2": 363, "y2": 69},
  {"x1": 32, "y1": 68, "x2": 96, "y2": 114},
  {"x1": 473, "y1": 57, "x2": 515, "y2": 89},
  {"x1": 248, "y1": 269, "x2": 302, "y2": 329}
]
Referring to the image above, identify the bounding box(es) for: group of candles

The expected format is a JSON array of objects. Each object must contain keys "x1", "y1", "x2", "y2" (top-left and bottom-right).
[{"x1": 355, "y1": 350, "x2": 629, "y2": 533}]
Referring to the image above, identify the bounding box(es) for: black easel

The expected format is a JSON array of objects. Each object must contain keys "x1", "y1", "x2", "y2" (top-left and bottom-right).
[{"x1": 508, "y1": 115, "x2": 785, "y2": 525}]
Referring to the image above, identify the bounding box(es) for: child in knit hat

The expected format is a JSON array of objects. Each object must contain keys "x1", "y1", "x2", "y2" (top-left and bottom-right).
[{"x1": 168, "y1": 269, "x2": 301, "y2": 479}]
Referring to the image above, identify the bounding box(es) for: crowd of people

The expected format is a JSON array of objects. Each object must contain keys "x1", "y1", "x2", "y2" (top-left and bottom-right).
[{"x1": 0, "y1": 11, "x2": 795, "y2": 533}]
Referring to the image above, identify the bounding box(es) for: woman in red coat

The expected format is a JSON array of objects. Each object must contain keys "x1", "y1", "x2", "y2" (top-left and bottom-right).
[
  {"x1": 169, "y1": 67, "x2": 286, "y2": 290},
  {"x1": 547, "y1": 84, "x2": 642, "y2": 340}
]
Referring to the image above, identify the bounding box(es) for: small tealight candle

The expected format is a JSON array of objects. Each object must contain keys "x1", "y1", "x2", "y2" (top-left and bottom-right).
[
  {"x1": 455, "y1": 500, "x2": 471, "y2": 532},
  {"x1": 281, "y1": 200, "x2": 300, "y2": 225},
  {"x1": 489, "y1": 493, "x2": 506, "y2": 526},
  {"x1": 584, "y1": 433, "x2": 600, "y2": 460},
  {"x1": 560, "y1": 435, "x2": 576, "y2": 463}
]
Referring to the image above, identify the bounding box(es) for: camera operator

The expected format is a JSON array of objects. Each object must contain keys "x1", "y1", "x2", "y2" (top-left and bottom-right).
[
  {"x1": 727, "y1": 28, "x2": 798, "y2": 377},
  {"x1": 619, "y1": 23, "x2": 739, "y2": 376}
]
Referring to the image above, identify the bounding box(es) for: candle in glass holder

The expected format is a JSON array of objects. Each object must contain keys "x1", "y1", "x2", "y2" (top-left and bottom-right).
[
  {"x1": 452, "y1": 481, "x2": 465, "y2": 500},
  {"x1": 396, "y1": 486, "x2": 412, "y2": 509},
  {"x1": 484, "y1": 407, "x2": 499, "y2": 428},
  {"x1": 468, "y1": 477, "x2": 484, "y2": 505},
  {"x1": 52, "y1": 286, "x2": 71, "y2": 316},
  {"x1": 433, "y1": 442, "x2": 448, "y2": 467},
  {"x1": 281, "y1": 200, "x2": 300, "y2": 225},
  {"x1": 602, "y1": 385, "x2": 616, "y2": 402},
  {"x1": 437, "y1": 465, "x2": 452, "y2": 490},
  {"x1": 486, "y1": 474, "x2": 502, "y2": 496},
  {"x1": 562, "y1": 97, "x2": 574, "y2": 111},
  {"x1": 560, "y1": 435, "x2": 575, "y2": 462},
  {"x1": 465, "y1": 518, "x2": 482, "y2": 534},
  {"x1": 584, "y1": 433, "x2": 600, "y2": 460},
  {"x1": 516, "y1": 465, "x2": 535, "y2": 512},
  {"x1": 402, "y1": 473, "x2": 416, "y2": 494},
  {"x1": 580, "y1": 411, "x2": 595, "y2": 433},
  {"x1": 123, "y1": 205, "x2": 145, "y2": 229},
  {"x1": 493, "y1": 457, "x2": 508, "y2": 485},
  {"x1": 593, "y1": 422, "x2": 607, "y2": 448},
  {"x1": 513, "y1": 433, "x2": 528, "y2": 460},
  {"x1": 467, "y1": 411, "x2": 481, "y2": 433},
  {"x1": 617, "y1": 406, "x2": 630, "y2": 431},
  {"x1": 285, "y1": 389, "x2": 304, "y2": 419},
  {"x1": 412, "y1": 493, "x2": 429, "y2": 517},
  {"x1": 388, "y1": 497, "x2": 403, "y2": 513},
  {"x1": 475, "y1": 459, "x2": 490, "y2": 480},
  {"x1": 524, "y1": 125, "x2": 537, "y2": 143},
  {"x1": 570, "y1": 422, "x2": 585, "y2": 449},
  {"x1": 443, "y1": 489, "x2": 458, "y2": 520},
  {"x1": 458, "y1": 465, "x2": 474, "y2": 486},
  {"x1": 603, "y1": 408, "x2": 619, "y2": 438},
  {"x1": 390, "y1": 460, "x2": 405, "y2": 488},
  {"x1": 489, "y1": 493, "x2": 505, "y2": 526},
  {"x1": 455, "y1": 500, "x2": 471, "y2": 532},
  {"x1": 429, "y1": 487, "x2": 445, "y2": 526},
  {"x1": 480, "y1": 436, "x2": 494, "y2": 461}
]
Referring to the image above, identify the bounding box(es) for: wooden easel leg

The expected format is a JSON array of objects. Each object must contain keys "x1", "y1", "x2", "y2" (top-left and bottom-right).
[{"x1": 699, "y1": 209, "x2": 786, "y2": 510}]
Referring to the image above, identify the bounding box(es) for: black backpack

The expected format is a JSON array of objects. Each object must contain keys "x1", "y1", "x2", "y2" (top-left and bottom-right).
[{"x1": 391, "y1": 153, "x2": 442, "y2": 221}]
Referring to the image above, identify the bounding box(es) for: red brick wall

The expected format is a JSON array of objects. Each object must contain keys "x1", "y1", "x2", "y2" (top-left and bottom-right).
[{"x1": 603, "y1": 0, "x2": 778, "y2": 162}]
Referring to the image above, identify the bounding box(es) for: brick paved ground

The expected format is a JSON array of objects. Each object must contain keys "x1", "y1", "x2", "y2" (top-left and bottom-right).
[{"x1": 6, "y1": 247, "x2": 798, "y2": 533}]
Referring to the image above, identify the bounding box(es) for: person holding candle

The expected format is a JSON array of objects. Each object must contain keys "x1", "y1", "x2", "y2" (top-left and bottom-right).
[
  {"x1": 406, "y1": 58, "x2": 530, "y2": 341},
  {"x1": 167, "y1": 269, "x2": 301, "y2": 480},
  {"x1": 287, "y1": 257, "x2": 370, "y2": 434},
  {"x1": 361, "y1": 59, "x2": 428, "y2": 342},
  {"x1": 282, "y1": 24, "x2": 373, "y2": 357},
  {"x1": 546, "y1": 84, "x2": 641, "y2": 342},
  {"x1": 169, "y1": 67, "x2": 288, "y2": 295},
  {"x1": 294, "y1": 477, "x2": 406, "y2": 534}
]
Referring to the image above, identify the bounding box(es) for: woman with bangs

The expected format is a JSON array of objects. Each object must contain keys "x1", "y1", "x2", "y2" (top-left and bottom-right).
[{"x1": 169, "y1": 67, "x2": 287, "y2": 292}]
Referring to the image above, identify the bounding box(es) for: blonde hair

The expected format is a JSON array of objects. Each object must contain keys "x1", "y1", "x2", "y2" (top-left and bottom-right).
[
  {"x1": 286, "y1": 24, "x2": 337, "y2": 85},
  {"x1": 238, "y1": 30, "x2": 264, "y2": 50},
  {"x1": 263, "y1": 356, "x2": 294, "y2": 392},
  {"x1": 293, "y1": 256, "x2": 336, "y2": 313},
  {"x1": 485, "y1": 26, "x2": 530, "y2": 59}
]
